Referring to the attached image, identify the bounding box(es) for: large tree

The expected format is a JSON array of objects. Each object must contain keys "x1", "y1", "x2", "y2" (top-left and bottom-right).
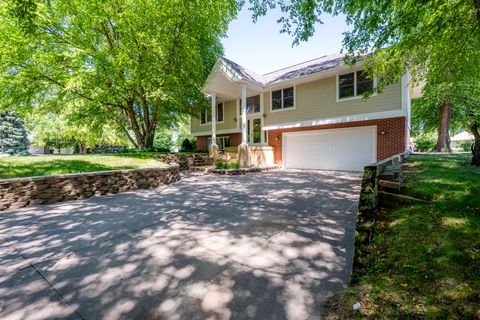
[
  {"x1": 0, "y1": 0, "x2": 239, "y2": 148},
  {"x1": 249, "y1": 0, "x2": 480, "y2": 158}
]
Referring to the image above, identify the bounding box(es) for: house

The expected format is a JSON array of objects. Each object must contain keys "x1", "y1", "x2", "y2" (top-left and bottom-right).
[
  {"x1": 191, "y1": 53, "x2": 411, "y2": 171},
  {"x1": 451, "y1": 131, "x2": 474, "y2": 150}
]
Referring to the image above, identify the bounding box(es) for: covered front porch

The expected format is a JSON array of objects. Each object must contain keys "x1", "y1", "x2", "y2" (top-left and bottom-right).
[{"x1": 203, "y1": 58, "x2": 273, "y2": 167}]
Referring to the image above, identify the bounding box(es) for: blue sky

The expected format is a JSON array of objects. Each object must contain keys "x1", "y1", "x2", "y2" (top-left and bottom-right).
[{"x1": 222, "y1": 6, "x2": 351, "y2": 74}]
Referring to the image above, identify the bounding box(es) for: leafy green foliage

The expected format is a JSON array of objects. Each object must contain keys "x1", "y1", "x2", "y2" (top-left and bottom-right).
[
  {"x1": 154, "y1": 129, "x2": 174, "y2": 151},
  {"x1": 249, "y1": 0, "x2": 480, "y2": 88},
  {"x1": 0, "y1": 0, "x2": 239, "y2": 148},
  {"x1": 412, "y1": 133, "x2": 437, "y2": 152},
  {"x1": 215, "y1": 161, "x2": 240, "y2": 169},
  {"x1": 323, "y1": 154, "x2": 480, "y2": 319},
  {"x1": 181, "y1": 138, "x2": 194, "y2": 152},
  {"x1": 458, "y1": 140, "x2": 474, "y2": 152},
  {"x1": 0, "y1": 111, "x2": 30, "y2": 155},
  {"x1": 28, "y1": 112, "x2": 128, "y2": 152}
]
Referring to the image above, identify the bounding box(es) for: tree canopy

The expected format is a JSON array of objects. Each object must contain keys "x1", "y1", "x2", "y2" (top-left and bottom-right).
[
  {"x1": 0, "y1": 0, "x2": 239, "y2": 148},
  {"x1": 249, "y1": 0, "x2": 480, "y2": 87}
]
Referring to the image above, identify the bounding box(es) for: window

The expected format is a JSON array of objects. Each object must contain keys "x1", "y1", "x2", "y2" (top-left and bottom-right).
[
  {"x1": 240, "y1": 95, "x2": 261, "y2": 114},
  {"x1": 216, "y1": 102, "x2": 224, "y2": 122},
  {"x1": 356, "y1": 71, "x2": 374, "y2": 96},
  {"x1": 200, "y1": 102, "x2": 224, "y2": 124},
  {"x1": 271, "y1": 87, "x2": 295, "y2": 111},
  {"x1": 208, "y1": 136, "x2": 230, "y2": 149},
  {"x1": 338, "y1": 70, "x2": 374, "y2": 100}
]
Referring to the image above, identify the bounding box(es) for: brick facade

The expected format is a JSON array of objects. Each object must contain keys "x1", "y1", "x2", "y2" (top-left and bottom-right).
[
  {"x1": 196, "y1": 133, "x2": 241, "y2": 151},
  {"x1": 267, "y1": 117, "x2": 407, "y2": 165},
  {"x1": 195, "y1": 117, "x2": 406, "y2": 165}
]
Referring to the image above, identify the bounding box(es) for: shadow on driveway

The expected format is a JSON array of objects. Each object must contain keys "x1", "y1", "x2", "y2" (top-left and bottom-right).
[{"x1": 0, "y1": 170, "x2": 361, "y2": 320}]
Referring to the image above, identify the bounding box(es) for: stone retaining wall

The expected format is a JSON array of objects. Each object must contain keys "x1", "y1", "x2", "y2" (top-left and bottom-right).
[
  {"x1": 155, "y1": 153, "x2": 210, "y2": 171},
  {"x1": 0, "y1": 164, "x2": 180, "y2": 212}
]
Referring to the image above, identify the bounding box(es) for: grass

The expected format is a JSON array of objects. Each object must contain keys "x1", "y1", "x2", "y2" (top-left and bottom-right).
[
  {"x1": 0, "y1": 153, "x2": 167, "y2": 179},
  {"x1": 323, "y1": 154, "x2": 480, "y2": 319}
]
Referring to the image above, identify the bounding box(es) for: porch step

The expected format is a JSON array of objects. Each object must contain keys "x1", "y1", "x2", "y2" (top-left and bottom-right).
[
  {"x1": 224, "y1": 147, "x2": 238, "y2": 153},
  {"x1": 219, "y1": 152, "x2": 238, "y2": 161}
]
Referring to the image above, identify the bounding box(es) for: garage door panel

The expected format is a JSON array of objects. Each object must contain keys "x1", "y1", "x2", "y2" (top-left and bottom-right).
[{"x1": 284, "y1": 126, "x2": 376, "y2": 171}]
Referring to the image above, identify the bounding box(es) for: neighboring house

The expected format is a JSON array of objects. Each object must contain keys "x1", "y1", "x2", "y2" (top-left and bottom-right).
[
  {"x1": 191, "y1": 53, "x2": 411, "y2": 171},
  {"x1": 451, "y1": 131, "x2": 474, "y2": 150}
]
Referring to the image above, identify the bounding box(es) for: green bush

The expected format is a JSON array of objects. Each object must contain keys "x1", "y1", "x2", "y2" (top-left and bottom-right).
[
  {"x1": 215, "y1": 161, "x2": 240, "y2": 169},
  {"x1": 181, "y1": 138, "x2": 194, "y2": 151},
  {"x1": 413, "y1": 133, "x2": 437, "y2": 152},
  {"x1": 457, "y1": 140, "x2": 473, "y2": 152}
]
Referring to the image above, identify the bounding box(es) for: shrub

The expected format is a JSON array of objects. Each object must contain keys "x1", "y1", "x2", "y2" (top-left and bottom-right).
[
  {"x1": 457, "y1": 140, "x2": 474, "y2": 152},
  {"x1": 181, "y1": 138, "x2": 194, "y2": 151},
  {"x1": 215, "y1": 161, "x2": 240, "y2": 169},
  {"x1": 0, "y1": 111, "x2": 30, "y2": 155},
  {"x1": 413, "y1": 133, "x2": 437, "y2": 152}
]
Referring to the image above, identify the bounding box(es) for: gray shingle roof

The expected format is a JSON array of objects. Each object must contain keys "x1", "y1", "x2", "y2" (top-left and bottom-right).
[{"x1": 221, "y1": 53, "x2": 354, "y2": 87}]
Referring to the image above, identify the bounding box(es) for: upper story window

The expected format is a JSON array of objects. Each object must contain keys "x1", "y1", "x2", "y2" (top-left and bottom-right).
[
  {"x1": 240, "y1": 95, "x2": 261, "y2": 114},
  {"x1": 271, "y1": 87, "x2": 295, "y2": 111},
  {"x1": 200, "y1": 102, "x2": 224, "y2": 124},
  {"x1": 338, "y1": 70, "x2": 374, "y2": 100}
]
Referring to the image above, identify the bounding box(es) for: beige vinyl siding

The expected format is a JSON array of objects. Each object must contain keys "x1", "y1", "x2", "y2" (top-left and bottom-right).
[
  {"x1": 191, "y1": 99, "x2": 238, "y2": 134},
  {"x1": 264, "y1": 76, "x2": 402, "y2": 126}
]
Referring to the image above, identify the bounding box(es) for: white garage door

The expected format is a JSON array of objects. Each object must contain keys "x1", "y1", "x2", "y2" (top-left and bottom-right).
[{"x1": 283, "y1": 126, "x2": 377, "y2": 171}]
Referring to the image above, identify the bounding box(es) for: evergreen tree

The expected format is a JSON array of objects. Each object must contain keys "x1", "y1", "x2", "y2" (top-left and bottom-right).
[{"x1": 0, "y1": 111, "x2": 30, "y2": 155}]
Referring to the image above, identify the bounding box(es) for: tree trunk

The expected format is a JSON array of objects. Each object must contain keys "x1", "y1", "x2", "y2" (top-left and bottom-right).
[
  {"x1": 471, "y1": 122, "x2": 480, "y2": 166},
  {"x1": 474, "y1": 0, "x2": 480, "y2": 25},
  {"x1": 433, "y1": 101, "x2": 452, "y2": 152}
]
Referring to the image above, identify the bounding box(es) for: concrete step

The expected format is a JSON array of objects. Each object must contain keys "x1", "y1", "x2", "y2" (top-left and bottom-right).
[
  {"x1": 224, "y1": 147, "x2": 238, "y2": 153},
  {"x1": 190, "y1": 166, "x2": 214, "y2": 173}
]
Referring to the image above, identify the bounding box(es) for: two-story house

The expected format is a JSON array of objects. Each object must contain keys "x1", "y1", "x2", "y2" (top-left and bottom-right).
[{"x1": 191, "y1": 53, "x2": 411, "y2": 171}]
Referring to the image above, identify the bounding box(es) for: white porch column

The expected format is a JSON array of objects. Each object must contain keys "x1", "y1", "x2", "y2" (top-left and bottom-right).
[
  {"x1": 238, "y1": 84, "x2": 250, "y2": 167},
  {"x1": 211, "y1": 93, "x2": 217, "y2": 145},
  {"x1": 208, "y1": 93, "x2": 219, "y2": 160},
  {"x1": 241, "y1": 84, "x2": 247, "y2": 145}
]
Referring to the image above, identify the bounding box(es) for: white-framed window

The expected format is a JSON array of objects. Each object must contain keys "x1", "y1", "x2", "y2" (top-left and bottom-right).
[
  {"x1": 271, "y1": 86, "x2": 295, "y2": 112},
  {"x1": 337, "y1": 70, "x2": 374, "y2": 101},
  {"x1": 208, "y1": 136, "x2": 230, "y2": 149},
  {"x1": 239, "y1": 95, "x2": 261, "y2": 114},
  {"x1": 200, "y1": 102, "x2": 224, "y2": 125}
]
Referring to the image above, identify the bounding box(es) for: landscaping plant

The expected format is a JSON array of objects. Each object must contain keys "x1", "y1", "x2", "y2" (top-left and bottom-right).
[
  {"x1": 215, "y1": 161, "x2": 240, "y2": 170},
  {"x1": 412, "y1": 133, "x2": 437, "y2": 152},
  {"x1": 0, "y1": 111, "x2": 30, "y2": 155}
]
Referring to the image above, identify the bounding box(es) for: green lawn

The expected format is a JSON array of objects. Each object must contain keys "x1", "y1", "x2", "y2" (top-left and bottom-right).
[
  {"x1": 0, "y1": 153, "x2": 167, "y2": 179},
  {"x1": 323, "y1": 154, "x2": 480, "y2": 319}
]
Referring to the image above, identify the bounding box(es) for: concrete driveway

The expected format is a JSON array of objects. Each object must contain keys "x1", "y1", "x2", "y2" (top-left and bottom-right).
[{"x1": 0, "y1": 170, "x2": 361, "y2": 320}]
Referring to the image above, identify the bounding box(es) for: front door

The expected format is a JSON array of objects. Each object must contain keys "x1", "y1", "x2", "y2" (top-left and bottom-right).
[{"x1": 247, "y1": 117, "x2": 265, "y2": 144}]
